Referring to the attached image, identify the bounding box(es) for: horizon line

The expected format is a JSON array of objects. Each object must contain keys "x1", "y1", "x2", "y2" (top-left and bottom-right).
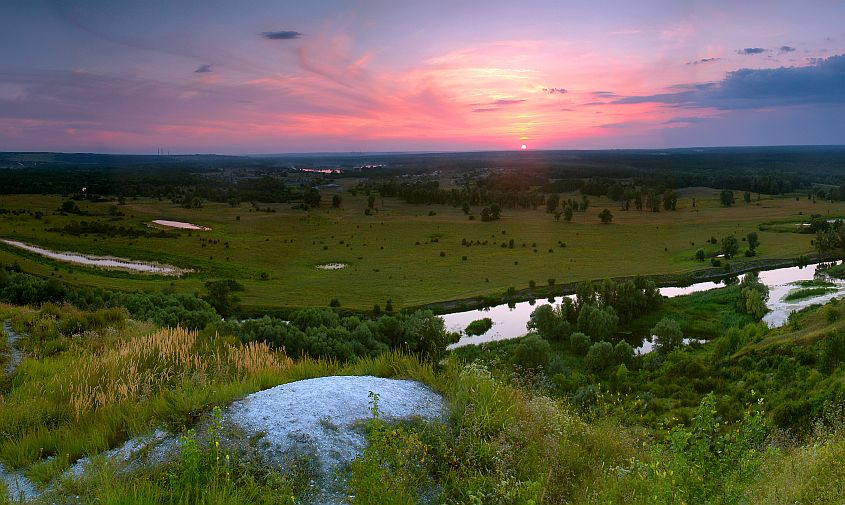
[{"x1": 3, "y1": 143, "x2": 845, "y2": 158}]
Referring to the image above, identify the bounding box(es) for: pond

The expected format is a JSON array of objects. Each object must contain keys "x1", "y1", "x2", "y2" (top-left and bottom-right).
[
  {"x1": 150, "y1": 220, "x2": 211, "y2": 231},
  {"x1": 445, "y1": 261, "x2": 843, "y2": 349},
  {"x1": 0, "y1": 239, "x2": 189, "y2": 276}
]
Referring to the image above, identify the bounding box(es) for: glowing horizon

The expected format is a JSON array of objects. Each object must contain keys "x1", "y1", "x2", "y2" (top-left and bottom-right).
[{"x1": 1, "y1": 1, "x2": 844, "y2": 154}]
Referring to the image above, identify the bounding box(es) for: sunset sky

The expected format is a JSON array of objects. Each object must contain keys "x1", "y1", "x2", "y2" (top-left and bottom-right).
[{"x1": 1, "y1": 0, "x2": 844, "y2": 153}]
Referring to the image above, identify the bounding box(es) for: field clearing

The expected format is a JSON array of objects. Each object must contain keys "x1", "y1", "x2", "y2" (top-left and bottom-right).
[{"x1": 0, "y1": 191, "x2": 841, "y2": 311}]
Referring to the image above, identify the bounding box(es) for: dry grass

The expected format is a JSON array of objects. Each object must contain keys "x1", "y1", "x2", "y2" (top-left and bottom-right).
[{"x1": 62, "y1": 327, "x2": 292, "y2": 419}]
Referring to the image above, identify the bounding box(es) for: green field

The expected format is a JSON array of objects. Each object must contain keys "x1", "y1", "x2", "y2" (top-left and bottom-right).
[{"x1": 0, "y1": 188, "x2": 839, "y2": 311}]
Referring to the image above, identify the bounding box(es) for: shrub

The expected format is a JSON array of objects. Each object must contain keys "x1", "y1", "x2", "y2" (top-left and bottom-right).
[
  {"x1": 513, "y1": 335, "x2": 551, "y2": 369},
  {"x1": 585, "y1": 341, "x2": 615, "y2": 373},
  {"x1": 465, "y1": 318, "x2": 493, "y2": 336},
  {"x1": 570, "y1": 332, "x2": 591, "y2": 355}
]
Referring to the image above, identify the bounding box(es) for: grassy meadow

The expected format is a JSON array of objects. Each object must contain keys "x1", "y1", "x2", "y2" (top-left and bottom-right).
[{"x1": 0, "y1": 188, "x2": 839, "y2": 311}]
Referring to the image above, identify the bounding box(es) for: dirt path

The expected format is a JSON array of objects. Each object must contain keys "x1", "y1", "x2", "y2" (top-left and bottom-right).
[{"x1": 2, "y1": 320, "x2": 24, "y2": 375}]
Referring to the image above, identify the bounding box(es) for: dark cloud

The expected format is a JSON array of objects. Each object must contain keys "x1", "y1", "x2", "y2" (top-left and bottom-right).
[
  {"x1": 493, "y1": 98, "x2": 525, "y2": 105},
  {"x1": 542, "y1": 87, "x2": 567, "y2": 94},
  {"x1": 687, "y1": 57, "x2": 720, "y2": 65},
  {"x1": 592, "y1": 91, "x2": 618, "y2": 98},
  {"x1": 614, "y1": 54, "x2": 845, "y2": 109},
  {"x1": 780, "y1": 46, "x2": 797, "y2": 53},
  {"x1": 737, "y1": 47, "x2": 766, "y2": 55},
  {"x1": 194, "y1": 64, "x2": 213, "y2": 73},
  {"x1": 262, "y1": 31, "x2": 302, "y2": 40},
  {"x1": 471, "y1": 108, "x2": 498, "y2": 113}
]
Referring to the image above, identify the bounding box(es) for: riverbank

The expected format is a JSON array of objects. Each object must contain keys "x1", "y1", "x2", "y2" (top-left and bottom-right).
[{"x1": 418, "y1": 255, "x2": 819, "y2": 316}]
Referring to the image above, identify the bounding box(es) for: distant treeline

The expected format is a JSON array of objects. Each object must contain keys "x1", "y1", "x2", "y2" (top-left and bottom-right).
[
  {"x1": 3, "y1": 146, "x2": 845, "y2": 204},
  {"x1": 50, "y1": 220, "x2": 178, "y2": 239},
  {"x1": 0, "y1": 166, "x2": 305, "y2": 204}
]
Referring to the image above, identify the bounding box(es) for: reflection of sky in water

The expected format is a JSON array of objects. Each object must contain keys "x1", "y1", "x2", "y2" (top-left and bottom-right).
[
  {"x1": 761, "y1": 263, "x2": 845, "y2": 328},
  {"x1": 446, "y1": 262, "x2": 845, "y2": 349},
  {"x1": 1, "y1": 239, "x2": 183, "y2": 275}
]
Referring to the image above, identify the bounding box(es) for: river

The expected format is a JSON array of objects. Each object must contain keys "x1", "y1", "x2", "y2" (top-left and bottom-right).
[{"x1": 444, "y1": 261, "x2": 843, "y2": 349}]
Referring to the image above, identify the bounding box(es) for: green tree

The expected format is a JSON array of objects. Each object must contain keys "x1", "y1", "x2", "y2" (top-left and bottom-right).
[
  {"x1": 564, "y1": 205, "x2": 574, "y2": 222},
  {"x1": 651, "y1": 317, "x2": 683, "y2": 354},
  {"x1": 331, "y1": 194, "x2": 342, "y2": 208},
  {"x1": 585, "y1": 341, "x2": 615, "y2": 373},
  {"x1": 662, "y1": 189, "x2": 678, "y2": 211},
  {"x1": 303, "y1": 187, "x2": 321, "y2": 208},
  {"x1": 202, "y1": 279, "x2": 244, "y2": 318},
  {"x1": 546, "y1": 194, "x2": 560, "y2": 214},
  {"x1": 739, "y1": 272, "x2": 769, "y2": 318},
  {"x1": 614, "y1": 340, "x2": 634, "y2": 366},
  {"x1": 598, "y1": 208, "x2": 613, "y2": 224},
  {"x1": 577, "y1": 304, "x2": 618, "y2": 340},
  {"x1": 746, "y1": 232, "x2": 759, "y2": 252},
  {"x1": 527, "y1": 304, "x2": 572, "y2": 341},
  {"x1": 61, "y1": 200, "x2": 80, "y2": 214},
  {"x1": 744, "y1": 191, "x2": 752, "y2": 204},
  {"x1": 490, "y1": 204, "x2": 501, "y2": 220},
  {"x1": 720, "y1": 189, "x2": 735, "y2": 207},
  {"x1": 721, "y1": 235, "x2": 740, "y2": 258},
  {"x1": 695, "y1": 248, "x2": 706, "y2": 261}
]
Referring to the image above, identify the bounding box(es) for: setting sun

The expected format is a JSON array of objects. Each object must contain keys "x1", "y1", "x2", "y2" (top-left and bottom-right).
[{"x1": 521, "y1": 144, "x2": 527, "y2": 150}]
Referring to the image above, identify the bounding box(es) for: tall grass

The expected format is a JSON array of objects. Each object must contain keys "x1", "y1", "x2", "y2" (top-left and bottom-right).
[{"x1": 62, "y1": 327, "x2": 291, "y2": 419}]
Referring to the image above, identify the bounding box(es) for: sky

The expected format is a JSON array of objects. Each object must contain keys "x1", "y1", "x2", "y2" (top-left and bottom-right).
[{"x1": 0, "y1": 0, "x2": 844, "y2": 154}]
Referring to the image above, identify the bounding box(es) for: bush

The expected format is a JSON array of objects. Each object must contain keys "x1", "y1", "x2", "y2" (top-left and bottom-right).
[
  {"x1": 570, "y1": 332, "x2": 591, "y2": 355},
  {"x1": 465, "y1": 318, "x2": 493, "y2": 336},
  {"x1": 513, "y1": 335, "x2": 551, "y2": 369},
  {"x1": 585, "y1": 341, "x2": 615, "y2": 373},
  {"x1": 614, "y1": 341, "x2": 634, "y2": 366}
]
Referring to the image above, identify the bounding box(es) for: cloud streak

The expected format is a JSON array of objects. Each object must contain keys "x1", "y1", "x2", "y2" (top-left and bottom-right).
[
  {"x1": 262, "y1": 31, "x2": 302, "y2": 40},
  {"x1": 194, "y1": 64, "x2": 213, "y2": 73},
  {"x1": 737, "y1": 47, "x2": 765, "y2": 55},
  {"x1": 687, "y1": 57, "x2": 720, "y2": 65}
]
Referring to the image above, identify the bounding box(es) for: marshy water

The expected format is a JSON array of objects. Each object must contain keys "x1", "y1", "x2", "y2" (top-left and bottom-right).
[
  {"x1": 445, "y1": 261, "x2": 843, "y2": 349},
  {"x1": 317, "y1": 263, "x2": 348, "y2": 270},
  {"x1": 150, "y1": 220, "x2": 210, "y2": 231},
  {"x1": 0, "y1": 239, "x2": 188, "y2": 276}
]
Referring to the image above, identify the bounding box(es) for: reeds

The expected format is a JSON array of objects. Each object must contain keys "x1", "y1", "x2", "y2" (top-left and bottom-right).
[{"x1": 62, "y1": 327, "x2": 292, "y2": 420}]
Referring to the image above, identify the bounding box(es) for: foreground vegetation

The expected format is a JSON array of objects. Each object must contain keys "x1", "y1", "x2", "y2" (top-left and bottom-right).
[{"x1": 1, "y1": 282, "x2": 845, "y2": 503}]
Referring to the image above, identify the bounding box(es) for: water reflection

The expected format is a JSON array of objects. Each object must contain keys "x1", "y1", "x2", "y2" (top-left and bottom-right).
[{"x1": 446, "y1": 261, "x2": 844, "y2": 349}]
